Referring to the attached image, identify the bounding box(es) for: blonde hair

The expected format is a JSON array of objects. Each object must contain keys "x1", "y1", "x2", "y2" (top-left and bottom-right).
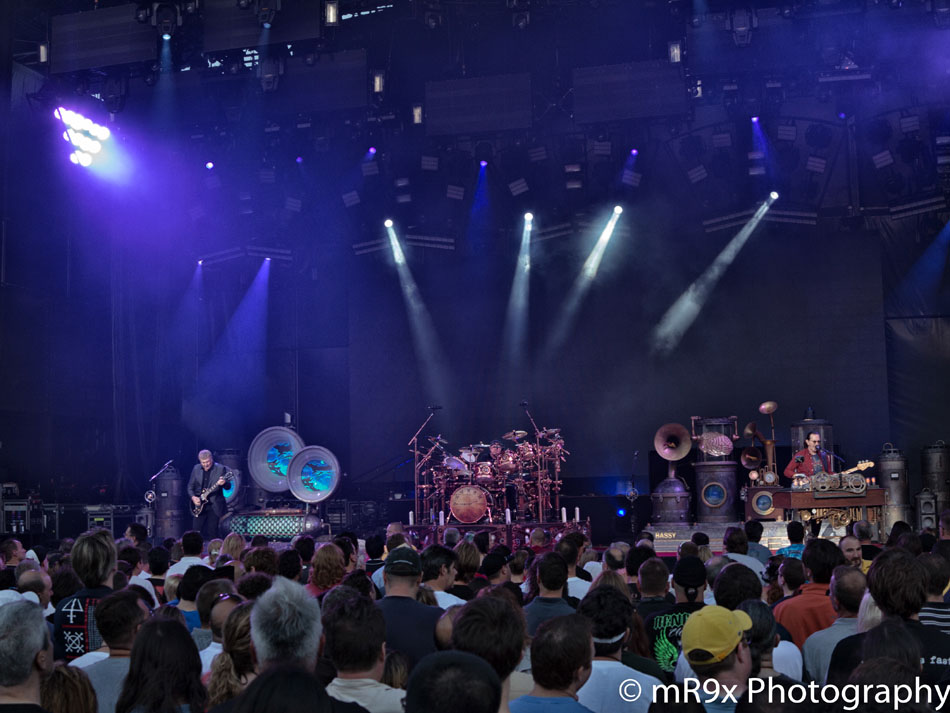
[
  {"x1": 857, "y1": 590, "x2": 883, "y2": 633},
  {"x1": 208, "y1": 601, "x2": 255, "y2": 707},
  {"x1": 309, "y1": 543, "x2": 345, "y2": 591},
  {"x1": 220, "y1": 533, "x2": 247, "y2": 563},
  {"x1": 590, "y1": 569, "x2": 631, "y2": 600},
  {"x1": 163, "y1": 574, "x2": 183, "y2": 603}
]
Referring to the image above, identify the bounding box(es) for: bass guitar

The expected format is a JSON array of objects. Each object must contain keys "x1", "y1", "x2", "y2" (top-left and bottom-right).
[{"x1": 191, "y1": 471, "x2": 234, "y2": 517}]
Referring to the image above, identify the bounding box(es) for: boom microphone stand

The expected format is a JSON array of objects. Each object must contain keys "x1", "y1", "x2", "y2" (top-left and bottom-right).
[{"x1": 409, "y1": 406, "x2": 440, "y2": 524}]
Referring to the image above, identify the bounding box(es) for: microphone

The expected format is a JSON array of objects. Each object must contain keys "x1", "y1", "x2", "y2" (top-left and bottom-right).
[
  {"x1": 520, "y1": 401, "x2": 528, "y2": 408},
  {"x1": 428, "y1": 405, "x2": 443, "y2": 411}
]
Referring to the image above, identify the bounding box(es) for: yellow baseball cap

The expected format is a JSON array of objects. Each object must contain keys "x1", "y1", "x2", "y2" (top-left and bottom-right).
[{"x1": 681, "y1": 606, "x2": 752, "y2": 665}]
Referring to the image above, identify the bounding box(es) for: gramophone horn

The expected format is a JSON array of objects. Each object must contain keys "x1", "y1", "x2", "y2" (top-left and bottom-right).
[
  {"x1": 741, "y1": 447, "x2": 763, "y2": 469},
  {"x1": 758, "y1": 400, "x2": 778, "y2": 415},
  {"x1": 654, "y1": 423, "x2": 692, "y2": 461},
  {"x1": 743, "y1": 421, "x2": 758, "y2": 440}
]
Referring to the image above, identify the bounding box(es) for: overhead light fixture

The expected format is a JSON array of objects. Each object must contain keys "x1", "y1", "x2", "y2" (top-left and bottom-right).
[
  {"x1": 372, "y1": 71, "x2": 385, "y2": 94},
  {"x1": 412, "y1": 104, "x2": 423, "y2": 125},
  {"x1": 152, "y1": 2, "x2": 181, "y2": 39},
  {"x1": 668, "y1": 41, "x2": 682, "y2": 64}
]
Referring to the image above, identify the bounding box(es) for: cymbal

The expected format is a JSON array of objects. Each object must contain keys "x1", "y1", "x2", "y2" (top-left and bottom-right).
[
  {"x1": 469, "y1": 443, "x2": 491, "y2": 449},
  {"x1": 503, "y1": 430, "x2": 528, "y2": 440},
  {"x1": 540, "y1": 428, "x2": 561, "y2": 439},
  {"x1": 428, "y1": 435, "x2": 448, "y2": 446},
  {"x1": 758, "y1": 401, "x2": 778, "y2": 415}
]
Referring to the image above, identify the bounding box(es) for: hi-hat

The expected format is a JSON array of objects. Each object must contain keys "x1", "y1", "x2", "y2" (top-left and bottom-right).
[
  {"x1": 428, "y1": 436, "x2": 448, "y2": 446},
  {"x1": 758, "y1": 401, "x2": 778, "y2": 415},
  {"x1": 503, "y1": 430, "x2": 528, "y2": 440},
  {"x1": 541, "y1": 428, "x2": 561, "y2": 439}
]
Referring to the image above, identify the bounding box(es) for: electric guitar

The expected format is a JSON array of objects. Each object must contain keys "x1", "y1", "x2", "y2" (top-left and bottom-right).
[{"x1": 191, "y1": 471, "x2": 234, "y2": 516}]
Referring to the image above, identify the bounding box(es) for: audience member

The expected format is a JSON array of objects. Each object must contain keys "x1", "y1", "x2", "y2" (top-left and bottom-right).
[
  {"x1": 771, "y1": 557, "x2": 805, "y2": 610},
  {"x1": 743, "y1": 521, "x2": 771, "y2": 566},
  {"x1": 175, "y1": 565, "x2": 215, "y2": 631},
  {"x1": 452, "y1": 596, "x2": 531, "y2": 706},
  {"x1": 636, "y1": 558, "x2": 673, "y2": 621},
  {"x1": 885, "y1": 520, "x2": 913, "y2": 548},
  {"x1": 645, "y1": 556, "x2": 706, "y2": 674},
  {"x1": 801, "y1": 565, "x2": 865, "y2": 684},
  {"x1": 624, "y1": 546, "x2": 656, "y2": 600},
  {"x1": 381, "y1": 652, "x2": 409, "y2": 691},
  {"x1": 528, "y1": 528, "x2": 549, "y2": 554},
  {"x1": 553, "y1": 539, "x2": 589, "y2": 600},
  {"x1": 776, "y1": 522, "x2": 805, "y2": 560},
  {"x1": 510, "y1": 614, "x2": 593, "y2": 713},
  {"x1": 40, "y1": 662, "x2": 97, "y2": 713},
  {"x1": 838, "y1": 535, "x2": 863, "y2": 569},
  {"x1": 324, "y1": 590, "x2": 407, "y2": 713},
  {"x1": 166, "y1": 531, "x2": 210, "y2": 578},
  {"x1": 147, "y1": 547, "x2": 171, "y2": 603},
  {"x1": 773, "y1": 538, "x2": 842, "y2": 647},
  {"x1": 917, "y1": 552, "x2": 950, "y2": 634},
  {"x1": 376, "y1": 547, "x2": 442, "y2": 670},
  {"x1": 681, "y1": 606, "x2": 753, "y2": 709},
  {"x1": 199, "y1": 588, "x2": 242, "y2": 675},
  {"x1": 562, "y1": 532, "x2": 593, "y2": 583},
  {"x1": 853, "y1": 519, "x2": 882, "y2": 561},
  {"x1": 576, "y1": 587, "x2": 662, "y2": 713},
  {"x1": 421, "y1": 545, "x2": 466, "y2": 608},
  {"x1": 277, "y1": 550, "x2": 303, "y2": 582},
  {"x1": 229, "y1": 666, "x2": 350, "y2": 713},
  {"x1": 236, "y1": 572, "x2": 273, "y2": 600},
  {"x1": 523, "y1": 553, "x2": 574, "y2": 636},
  {"x1": 242, "y1": 547, "x2": 278, "y2": 577},
  {"x1": 83, "y1": 590, "x2": 149, "y2": 713},
  {"x1": 53, "y1": 528, "x2": 116, "y2": 661},
  {"x1": 0, "y1": 538, "x2": 27, "y2": 570},
  {"x1": 736, "y1": 599, "x2": 793, "y2": 683},
  {"x1": 363, "y1": 536, "x2": 385, "y2": 575},
  {"x1": 308, "y1": 544, "x2": 346, "y2": 601},
  {"x1": 722, "y1": 528, "x2": 767, "y2": 584},
  {"x1": 114, "y1": 617, "x2": 207, "y2": 713},
  {"x1": 17, "y1": 569, "x2": 53, "y2": 614},
  {"x1": 249, "y1": 535, "x2": 269, "y2": 549},
  {"x1": 403, "y1": 651, "x2": 500, "y2": 713},
  {"x1": 207, "y1": 601, "x2": 255, "y2": 708},
  {"x1": 442, "y1": 528, "x2": 461, "y2": 548},
  {"x1": 448, "y1": 541, "x2": 479, "y2": 601},
  {"x1": 0, "y1": 600, "x2": 53, "y2": 710}
]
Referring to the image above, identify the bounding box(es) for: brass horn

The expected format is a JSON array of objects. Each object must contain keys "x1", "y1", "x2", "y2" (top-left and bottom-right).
[
  {"x1": 654, "y1": 423, "x2": 692, "y2": 462},
  {"x1": 741, "y1": 447, "x2": 763, "y2": 469},
  {"x1": 744, "y1": 420, "x2": 777, "y2": 477}
]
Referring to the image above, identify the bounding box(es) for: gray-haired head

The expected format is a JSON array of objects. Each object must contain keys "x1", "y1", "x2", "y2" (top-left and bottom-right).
[
  {"x1": 0, "y1": 601, "x2": 48, "y2": 688},
  {"x1": 198, "y1": 449, "x2": 213, "y2": 461},
  {"x1": 250, "y1": 575, "x2": 322, "y2": 670}
]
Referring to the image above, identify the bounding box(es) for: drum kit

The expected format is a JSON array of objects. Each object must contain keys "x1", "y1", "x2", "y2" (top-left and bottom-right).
[{"x1": 416, "y1": 428, "x2": 568, "y2": 524}]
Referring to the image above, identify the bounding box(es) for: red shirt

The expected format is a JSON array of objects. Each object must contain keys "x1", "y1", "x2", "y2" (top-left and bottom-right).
[
  {"x1": 773, "y1": 582, "x2": 836, "y2": 648},
  {"x1": 784, "y1": 449, "x2": 834, "y2": 479}
]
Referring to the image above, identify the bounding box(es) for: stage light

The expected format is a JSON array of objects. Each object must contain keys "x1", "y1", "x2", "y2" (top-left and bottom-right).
[
  {"x1": 617, "y1": 508, "x2": 626, "y2": 517},
  {"x1": 69, "y1": 153, "x2": 80, "y2": 165},
  {"x1": 751, "y1": 116, "x2": 760, "y2": 123},
  {"x1": 265, "y1": 257, "x2": 272, "y2": 261},
  {"x1": 198, "y1": 259, "x2": 204, "y2": 265},
  {"x1": 613, "y1": 205, "x2": 623, "y2": 214},
  {"x1": 479, "y1": 160, "x2": 487, "y2": 168},
  {"x1": 295, "y1": 156, "x2": 303, "y2": 164},
  {"x1": 369, "y1": 147, "x2": 377, "y2": 155},
  {"x1": 630, "y1": 149, "x2": 638, "y2": 156},
  {"x1": 524, "y1": 212, "x2": 533, "y2": 222},
  {"x1": 324, "y1": 0, "x2": 339, "y2": 26},
  {"x1": 162, "y1": 32, "x2": 171, "y2": 40},
  {"x1": 770, "y1": 191, "x2": 779, "y2": 200},
  {"x1": 384, "y1": 219, "x2": 394, "y2": 228},
  {"x1": 205, "y1": 161, "x2": 214, "y2": 170}
]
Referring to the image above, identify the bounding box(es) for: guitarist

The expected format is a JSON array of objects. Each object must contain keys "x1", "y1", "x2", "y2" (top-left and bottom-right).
[
  {"x1": 188, "y1": 449, "x2": 228, "y2": 538},
  {"x1": 783, "y1": 431, "x2": 834, "y2": 481}
]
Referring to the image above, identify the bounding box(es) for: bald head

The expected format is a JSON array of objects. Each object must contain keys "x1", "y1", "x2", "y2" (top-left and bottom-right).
[
  {"x1": 17, "y1": 569, "x2": 53, "y2": 608},
  {"x1": 830, "y1": 565, "x2": 866, "y2": 616},
  {"x1": 210, "y1": 596, "x2": 243, "y2": 641}
]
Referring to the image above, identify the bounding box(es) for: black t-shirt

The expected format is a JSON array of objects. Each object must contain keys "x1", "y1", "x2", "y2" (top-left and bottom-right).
[
  {"x1": 828, "y1": 619, "x2": 950, "y2": 686},
  {"x1": 644, "y1": 602, "x2": 705, "y2": 673},
  {"x1": 0, "y1": 706, "x2": 51, "y2": 713},
  {"x1": 376, "y1": 595, "x2": 443, "y2": 670},
  {"x1": 576, "y1": 567, "x2": 592, "y2": 582},
  {"x1": 861, "y1": 543, "x2": 883, "y2": 560}
]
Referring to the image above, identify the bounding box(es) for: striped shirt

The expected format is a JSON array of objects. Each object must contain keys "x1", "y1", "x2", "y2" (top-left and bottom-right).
[{"x1": 919, "y1": 602, "x2": 950, "y2": 636}]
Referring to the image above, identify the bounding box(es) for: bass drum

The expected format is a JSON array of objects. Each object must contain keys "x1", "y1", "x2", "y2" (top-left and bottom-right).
[{"x1": 450, "y1": 485, "x2": 491, "y2": 524}]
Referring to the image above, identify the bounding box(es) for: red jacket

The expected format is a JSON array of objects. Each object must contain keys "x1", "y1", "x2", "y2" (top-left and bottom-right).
[
  {"x1": 773, "y1": 582, "x2": 836, "y2": 648},
  {"x1": 784, "y1": 448, "x2": 834, "y2": 479}
]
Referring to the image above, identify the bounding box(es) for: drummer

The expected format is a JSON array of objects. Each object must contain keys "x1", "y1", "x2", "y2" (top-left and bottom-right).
[{"x1": 478, "y1": 440, "x2": 505, "y2": 463}]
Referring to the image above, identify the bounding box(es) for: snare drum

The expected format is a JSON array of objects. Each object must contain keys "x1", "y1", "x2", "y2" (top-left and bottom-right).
[
  {"x1": 495, "y1": 451, "x2": 518, "y2": 473},
  {"x1": 450, "y1": 485, "x2": 491, "y2": 524}
]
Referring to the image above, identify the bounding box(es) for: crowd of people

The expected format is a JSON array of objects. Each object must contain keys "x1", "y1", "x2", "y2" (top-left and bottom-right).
[{"x1": 1, "y1": 512, "x2": 950, "y2": 713}]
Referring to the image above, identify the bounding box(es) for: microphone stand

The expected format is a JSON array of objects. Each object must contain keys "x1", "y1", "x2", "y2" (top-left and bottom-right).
[{"x1": 409, "y1": 409, "x2": 437, "y2": 525}]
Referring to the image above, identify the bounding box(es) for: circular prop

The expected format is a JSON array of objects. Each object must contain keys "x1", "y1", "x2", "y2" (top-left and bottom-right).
[
  {"x1": 288, "y1": 446, "x2": 342, "y2": 503},
  {"x1": 701, "y1": 482, "x2": 727, "y2": 508},
  {"x1": 450, "y1": 485, "x2": 490, "y2": 524},
  {"x1": 752, "y1": 491, "x2": 775, "y2": 517},
  {"x1": 221, "y1": 469, "x2": 243, "y2": 504},
  {"x1": 248, "y1": 427, "x2": 306, "y2": 493}
]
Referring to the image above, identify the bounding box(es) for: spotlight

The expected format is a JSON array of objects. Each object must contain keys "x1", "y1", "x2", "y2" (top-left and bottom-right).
[
  {"x1": 524, "y1": 212, "x2": 533, "y2": 222},
  {"x1": 616, "y1": 508, "x2": 626, "y2": 517},
  {"x1": 369, "y1": 147, "x2": 377, "y2": 155},
  {"x1": 295, "y1": 156, "x2": 303, "y2": 164},
  {"x1": 751, "y1": 116, "x2": 760, "y2": 123},
  {"x1": 479, "y1": 160, "x2": 488, "y2": 168},
  {"x1": 630, "y1": 149, "x2": 638, "y2": 156},
  {"x1": 206, "y1": 161, "x2": 214, "y2": 170},
  {"x1": 324, "y1": 0, "x2": 339, "y2": 26},
  {"x1": 384, "y1": 219, "x2": 394, "y2": 228},
  {"x1": 613, "y1": 206, "x2": 623, "y2": 214},
  {"x1": 162, "y1": 32, "x2": 171, "y2": 40},
  {"x1": 265, "y1": 257, "x2": 272, "y2": 261},
  {"x1": 198, "y1": 259, "x2": 204, "y2": 265},
  {"x1": 770, "y1": 191, "x2": 779, "y2": 200}
]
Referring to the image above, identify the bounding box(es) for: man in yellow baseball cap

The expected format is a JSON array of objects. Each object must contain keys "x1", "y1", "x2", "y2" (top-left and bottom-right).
[{"x1": 680, "y1": 606, "x2": 754, "y2": 712}]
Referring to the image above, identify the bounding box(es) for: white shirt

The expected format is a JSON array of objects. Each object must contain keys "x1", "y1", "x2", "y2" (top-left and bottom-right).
[
  {"x1": 578, "y1": 659, "x2": 661, "y2": 713},
  {"x1": 326, "y1": 677, "x2": 406, "y2": 713},
  {"x1": 166, "y1": 556, "x2": 211, "y2": 579},
  {"x1": 200, "y1": 640, "x2": 223, "y2": 676},
  {"x1": 567, "y1": 576, "x2": 591, "y2": 600},
  {"x1": 433, "y1": 589, "x2": 467, "y2": 608},
  {"x1": 723, "y1": 553, "x2": 768, "y2": 584},
  {"x1": 68, "y1": 651, "x2": 109, "y2": 669},
  {"x1": 130, "y1": 572, "x2": 157, "y2": 605},
  {"x1": 675, "y1": 640, "x2": 803, "y2": 682},
  {"x1": 584, "y1": 560, "x2": 604, "y2": 578}
]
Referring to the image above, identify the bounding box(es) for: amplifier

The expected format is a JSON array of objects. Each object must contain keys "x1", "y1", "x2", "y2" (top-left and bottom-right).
[
  {"x1": 86, "y1": 505, "x2": 114, "y2": 532},
  {"x1": 42, "y1": 504, "x2": 87, "y2": 542},
  {"x1": 2, "y1": 500, "x2": 29, "y2": 535}
]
